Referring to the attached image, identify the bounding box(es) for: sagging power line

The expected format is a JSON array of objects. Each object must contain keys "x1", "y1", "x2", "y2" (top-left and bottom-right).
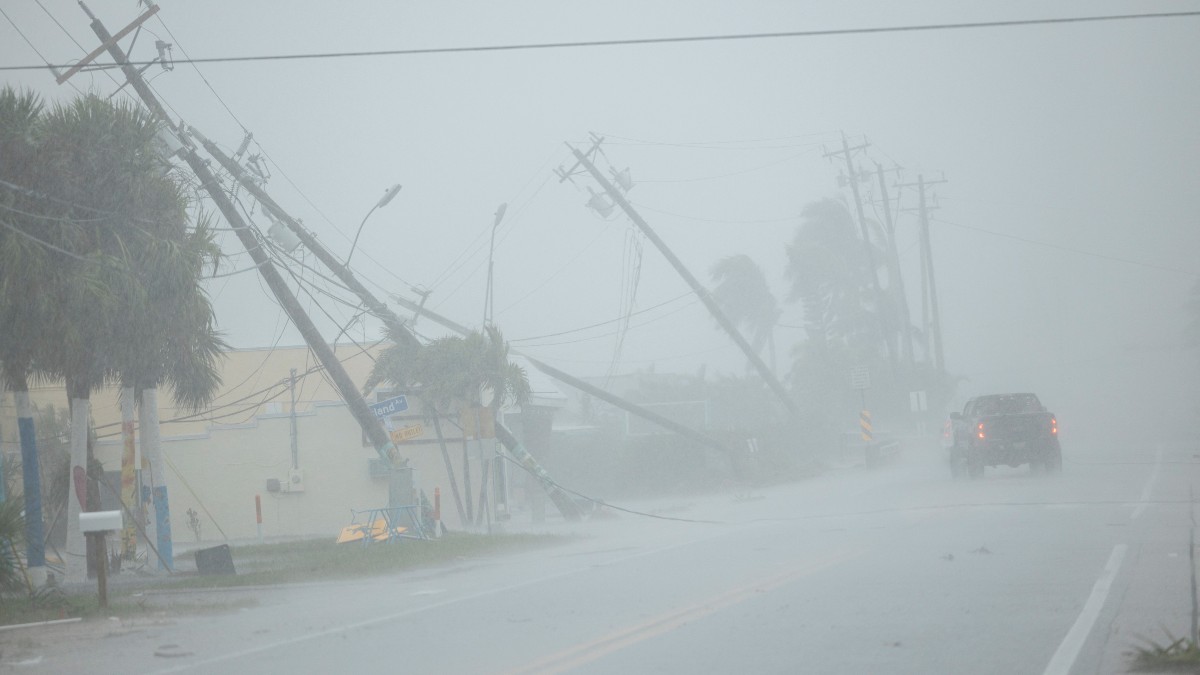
[{"x1": 4, "y1": 9, "x2": 1198, "y2": 73}]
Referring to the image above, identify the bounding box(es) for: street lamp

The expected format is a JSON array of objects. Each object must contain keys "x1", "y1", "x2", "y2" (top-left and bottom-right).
[
  {"x1": 346, "y1": 183, "x2": 402, "y2": 266},
  {"x1": 482, "y1": 203, "x2": 508, "y2": 328}
]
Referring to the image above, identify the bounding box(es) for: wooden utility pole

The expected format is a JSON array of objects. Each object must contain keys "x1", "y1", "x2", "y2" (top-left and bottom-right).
[
  {"x1": 917, "y1": 175, "x2": 945, "y2": 375},
  {"x1": 187, "y1": 128, "x2": 422, "y2": 352},
  {"x1": 875, "y1": 164, "x2": 915, "y2": 367},
  {"x1": 896, "y1": 174, "x2": 947, "y2": 375},
  {"x1": 289, "y1": 368, "x2": 299, "y2": 470},
  {"x1": 195, "y1": 131, "x2": 739, "y2": 459},
  {"x1": 825, "y1": 134, "x2": 898, "y2": 375},
  {"x1": 568, "y1": 143, "x2": 798, "y2": 417},
  {"x1": 190, "y1": 130, "x2": 585, "y2": 520},
  {"x1": 81, "y1": 4, "x2": 400, "y2": 466}
]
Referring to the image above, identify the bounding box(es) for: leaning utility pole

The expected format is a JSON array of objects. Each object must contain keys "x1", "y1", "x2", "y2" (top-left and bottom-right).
[
  {"x1": 191, "y1": 132, "x2": 586, "y2": 521},
  {"x1": 196, "y1": 131, "x2": 740, "y2": 461},
  {"x1": 186, "y1": 128, "x2": 423, "y2": 352},
  {"x1": 566, "y1": 141, "x2": 798, "y2": 417},
  {"x1": 875, "y1": 164, "x2": 915, "y2": 368},
  {"x1": 81, "y1": 4, "x2": 400, "y2": 467},
  {"x1": 825, "y1": 134, "x2": 898, "y2": 374}
]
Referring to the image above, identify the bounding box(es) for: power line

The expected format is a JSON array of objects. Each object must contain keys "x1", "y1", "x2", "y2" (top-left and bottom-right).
[
  {"x1": 149, "y1": 10, "x2": 249, "y2": 133},
  {"x1": 498, "y1": 455, "x2": 723, "y2": 525},
  {"x1": 634, "y1": 149, "x2": 820, "y2": 184},
  {"x1": 519, "y1": 297, "x2": 701, "y2": 348},
  {"x1": 494, "y1": 221, "x2": 618, "y2": 317},
  {"x1": 0, "y1": 6, "x2": 85, "y2": 96},
  {"x1": 930, "y1": 216, "x2": 1192, "y2": 275},
  {"x1": 0, "y1": 217, "x2": 90, "y2": 262},
  {"x1": 32, "y1": 0, "x2": 129, "y2": 99},
  {"x1": 631, "y1": 200, "x2": 800, "y2": 225},
  {"x1": 598, "y1": 130, "x2": 838, "y2": 150},
  {"x1": 510, "y1": 292, "x2": 695, "y2": 343},
  {"x1": 3, "y1": 10, "x2": 1196, "y2": 73}
]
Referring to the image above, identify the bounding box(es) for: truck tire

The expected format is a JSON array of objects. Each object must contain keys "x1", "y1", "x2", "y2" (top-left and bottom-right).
[
  {"x1": 1029, "y1": 457, "x2": 1044, "y2": 475},
  {"x1": 1045, "y1": 440, "x2": 1063, "y2": 474},
  {"x1": 967, "y1": 446, "x2": 984, "y2": 479}
]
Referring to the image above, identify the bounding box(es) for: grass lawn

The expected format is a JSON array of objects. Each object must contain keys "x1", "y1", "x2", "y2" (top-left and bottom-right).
[{"x1": 0, "y1": 532, "x2": 565, "y2": 625}]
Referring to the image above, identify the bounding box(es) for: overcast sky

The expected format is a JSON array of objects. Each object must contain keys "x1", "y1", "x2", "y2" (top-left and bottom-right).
[{"x1": 3, "y1": 1, "x2": 1198, "y2": 439}]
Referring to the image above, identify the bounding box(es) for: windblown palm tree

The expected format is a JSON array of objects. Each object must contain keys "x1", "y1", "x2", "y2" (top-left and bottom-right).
[
  {"x1": 366, "y1": 325, "x2": 530, "y2": 526},
  {"x1": 5, "y1": 94, "x2": 225, "y2": 579},
  {"x1": 710, "y1": 254, "x2": 781, "y2": 373},
  {"x1": 785, "y1": 198, "x2": 891, "y2": 358}
]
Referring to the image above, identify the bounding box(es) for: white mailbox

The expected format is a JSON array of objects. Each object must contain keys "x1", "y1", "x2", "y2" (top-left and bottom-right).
[{"x1": 79, "y1": 510, "x2": 122, "y2": 534}]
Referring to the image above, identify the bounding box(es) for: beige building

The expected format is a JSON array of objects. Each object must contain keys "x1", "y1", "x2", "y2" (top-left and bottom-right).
[{"x1": 0, "y1": 343, "x2": 563, "y2": 546}]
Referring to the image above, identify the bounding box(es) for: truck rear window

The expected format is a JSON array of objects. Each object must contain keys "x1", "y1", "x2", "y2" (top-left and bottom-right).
[{"x1": 973, "y1": 394, "x2": 1043, "y2": 415}]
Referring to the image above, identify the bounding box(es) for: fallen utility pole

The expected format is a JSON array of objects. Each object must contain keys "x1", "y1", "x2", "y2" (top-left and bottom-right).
[
  {"x1": 191, "y1": 134, "x2": 583, "y2": 520},
  {"x1": 82, "y1": 4, "x2": 400, "y2": 467},
  {"x1": 568, "y1": 142, "x2": 798, "y2": 417}
]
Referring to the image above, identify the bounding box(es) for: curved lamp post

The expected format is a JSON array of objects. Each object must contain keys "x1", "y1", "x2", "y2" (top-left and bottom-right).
[
  {"x1": 346, "y1": 183, "x2": 402, "y2": 266},
  {"x1": 482, "y1": 203, "x2": 508, "y2": 328}
]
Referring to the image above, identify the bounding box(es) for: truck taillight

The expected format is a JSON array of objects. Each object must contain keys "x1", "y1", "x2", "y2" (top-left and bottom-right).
[
  {"x1": 1051, "y1": 417, "x2": 1058, "y2": 435},
  {"x1": 977, "y1": 422, "x2": 985, "y2": 440}
]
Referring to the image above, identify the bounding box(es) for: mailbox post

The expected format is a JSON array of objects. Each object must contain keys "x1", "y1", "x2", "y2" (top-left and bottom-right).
[{"x1": 79, "y1": 510, "x2": 121, "y2": 608}]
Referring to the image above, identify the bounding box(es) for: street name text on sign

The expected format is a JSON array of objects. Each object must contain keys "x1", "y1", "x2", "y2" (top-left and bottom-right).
[{"x1": 370, "y1": 395, "x2": 409, "y2": 418}]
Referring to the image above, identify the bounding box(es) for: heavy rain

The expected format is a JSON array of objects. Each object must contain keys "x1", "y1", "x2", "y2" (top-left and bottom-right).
[{"x1": 0, "y1": 1, "x2": 1198, "y2": 673}]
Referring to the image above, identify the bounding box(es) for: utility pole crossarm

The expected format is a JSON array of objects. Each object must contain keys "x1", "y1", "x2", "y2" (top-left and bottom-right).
[
  {"x1": 62, "y1": 3, "x2": 159, "y2": 85},
  {"x1": 569, "y1": 145, "x2": 797, "y2": 416}
]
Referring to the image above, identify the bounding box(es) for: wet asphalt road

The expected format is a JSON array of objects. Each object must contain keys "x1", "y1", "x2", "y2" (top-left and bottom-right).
[{"x1": 3, "y1": 440, "x2": 1193, "y2": 675}]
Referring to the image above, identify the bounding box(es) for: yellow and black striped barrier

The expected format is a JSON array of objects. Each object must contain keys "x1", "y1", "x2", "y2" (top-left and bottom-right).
[{"x1": 859, "y1": 410, "x2": 873, "y2": 443}]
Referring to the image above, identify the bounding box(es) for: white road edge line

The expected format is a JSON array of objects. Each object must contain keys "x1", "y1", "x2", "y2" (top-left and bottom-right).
[
  {"x1": 1041, "y1": 543, "x2": 1128, "y2": 675},
  {"x1": 1130, "y1": 446, "x2": 1163, "y2": 522}
]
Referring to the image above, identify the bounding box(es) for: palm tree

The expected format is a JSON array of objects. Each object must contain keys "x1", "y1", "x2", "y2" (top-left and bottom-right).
[
  {"x1": 20, "y1": 94, "x2": 224, "y2": 579},
  {"x1": 784, "y1": 198, "x2": 900, "y2": 452},
  {"x1": 111, "y1": 209, "x2": 225, "y2": 569},
  {"x1": 366, "y1": 326, "x2": 546, "y2": 527},
  {"x1": 710, "y1": 254, "x2": 781, "y2": 373},
  {"x1": 364, "y1": 324, "x2": 469, "y2": 526},
  {"x1": 0, "y1": 86, "x2": 52, "y2": 580},
  {"x1": 362, "y1": 321, "x2": 588, "y2": 526},
  {"x1": 785, "y1": 198, "x2": 884, "y2": 355}
]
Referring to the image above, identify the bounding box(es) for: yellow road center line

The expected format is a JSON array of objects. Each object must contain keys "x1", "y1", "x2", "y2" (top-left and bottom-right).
[{"x1": 501, "y1": 548, "x2": 864, "y2": 675}]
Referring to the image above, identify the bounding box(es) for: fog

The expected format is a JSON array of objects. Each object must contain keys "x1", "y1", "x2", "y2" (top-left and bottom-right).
[
  {"x1": 3, "y1": 2, "x2": 1199, "y2": 671},
  {"x1": 5, "y1": 3, "x2": 1196, "y2": 451}
]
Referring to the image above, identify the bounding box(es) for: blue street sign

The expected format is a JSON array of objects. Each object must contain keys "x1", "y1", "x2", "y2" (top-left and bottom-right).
[{"x1": 370, "y1": 395, "x2": 409, "y2": 418}]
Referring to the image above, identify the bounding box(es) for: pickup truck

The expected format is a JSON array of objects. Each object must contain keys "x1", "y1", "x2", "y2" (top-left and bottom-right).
[{"x1": 946, "y1": 393, "x2": 1061, "y2": 478}]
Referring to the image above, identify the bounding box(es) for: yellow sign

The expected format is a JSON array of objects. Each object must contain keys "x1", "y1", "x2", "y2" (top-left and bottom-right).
[
  {"x1": 390, "y1": 424, "x2": 423, "y2": 443},
  {"x1": 460, "y1": 407, "x2": 495, "y2": 439}
]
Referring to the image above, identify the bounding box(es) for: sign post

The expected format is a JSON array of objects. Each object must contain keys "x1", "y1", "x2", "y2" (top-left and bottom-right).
[
  {"x1": 79, "y1": 510, "x2": 122, "y2": 608},
  {"x1": 849, "y1": 365, "x2": 870, "y2": 412}
]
